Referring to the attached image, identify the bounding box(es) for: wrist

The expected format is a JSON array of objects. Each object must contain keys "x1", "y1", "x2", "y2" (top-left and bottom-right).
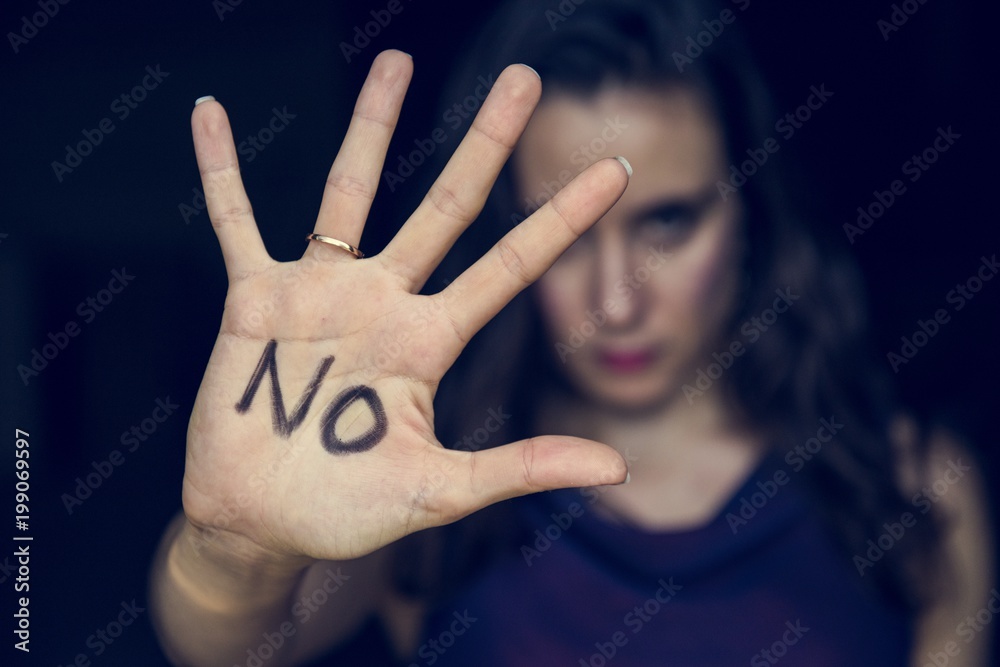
[{"x1": 170, "y1": 519, "x2": 314, "y2": 610}]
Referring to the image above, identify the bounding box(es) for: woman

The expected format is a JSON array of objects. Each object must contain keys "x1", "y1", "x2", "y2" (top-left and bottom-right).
[{"x1": 150, "y1": 1, "x2": 993, "y2": 665}]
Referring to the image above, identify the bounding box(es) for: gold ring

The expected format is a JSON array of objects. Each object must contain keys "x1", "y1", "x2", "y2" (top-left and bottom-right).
[{"x1": 305, "y1": 233, "x2": 364, "y2": 259}]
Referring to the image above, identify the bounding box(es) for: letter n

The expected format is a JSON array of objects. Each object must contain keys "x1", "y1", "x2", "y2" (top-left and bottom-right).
[{"x1": 235, "y1": 340, "x2": 334, "y2": 437}]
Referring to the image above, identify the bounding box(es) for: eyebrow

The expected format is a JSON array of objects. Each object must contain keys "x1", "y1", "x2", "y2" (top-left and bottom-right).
[{"x1": 629, "y1": 186, "x2": 721, "y2": 223}]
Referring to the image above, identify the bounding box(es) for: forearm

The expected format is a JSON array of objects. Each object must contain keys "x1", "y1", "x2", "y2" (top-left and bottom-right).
[{"x1": 150, "y1": 513, "x2": 313, "y2": 667}]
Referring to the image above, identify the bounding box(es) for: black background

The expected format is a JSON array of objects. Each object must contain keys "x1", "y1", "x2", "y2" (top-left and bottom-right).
[{"x1": 1, "y1": 0, "x2": 996, "y2": 664}]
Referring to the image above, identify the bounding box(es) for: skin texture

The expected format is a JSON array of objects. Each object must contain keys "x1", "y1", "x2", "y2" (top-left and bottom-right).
[
  {"x1": 518, "y1": 87, "x2": 768, "y2": 535},
  {"x1": 516, "y1": 87, "x2": 745, "y2": 414},
  {"x1": 151, "y1": 51, "x2": 633, "y2": 667}
]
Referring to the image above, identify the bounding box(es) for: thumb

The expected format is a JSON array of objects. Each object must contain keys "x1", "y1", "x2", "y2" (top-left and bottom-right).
[{"x1": 451, "y1": 436, "x2": 628, "y2": 515}]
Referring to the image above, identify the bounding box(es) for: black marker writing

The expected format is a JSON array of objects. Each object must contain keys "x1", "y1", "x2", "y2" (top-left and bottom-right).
[
  {"x1": 235, "y1": 340, "x2": 334, "y2": 437},
  {"x1": 320, "y1": 385, "x2": 388, "y2": 455},
  {"x1": 236, "y1": 340, "x2": 389, "y2": 454}
]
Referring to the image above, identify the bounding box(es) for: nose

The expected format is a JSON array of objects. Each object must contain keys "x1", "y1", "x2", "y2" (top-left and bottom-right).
[{"x1": 592, "y1": 228, "x2": 643, "y2": 329}]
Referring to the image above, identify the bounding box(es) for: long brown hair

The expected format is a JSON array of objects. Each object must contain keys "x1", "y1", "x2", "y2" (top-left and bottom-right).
[{"x1": 401, "y1": 0, "x2": 943, "y2": 615}]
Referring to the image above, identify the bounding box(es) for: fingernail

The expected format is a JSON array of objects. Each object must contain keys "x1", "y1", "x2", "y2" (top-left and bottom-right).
[
  {"x1": 624, "y1": 471, "x2": 631, "y2": 484},
  {"x1": 518, "y1": 63, "x2": 540, "y2": 79},
  {"x1": 195, "y1": 95, "x2": 215, "y2": 106},
  {"x1": 615, "y1": 156, "x2": 633, "y2": 177}
]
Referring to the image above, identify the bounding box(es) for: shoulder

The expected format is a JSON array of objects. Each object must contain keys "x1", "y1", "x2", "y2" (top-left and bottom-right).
[{"x1": 891, "y1": 415, "x2": 996, "y2": 665}]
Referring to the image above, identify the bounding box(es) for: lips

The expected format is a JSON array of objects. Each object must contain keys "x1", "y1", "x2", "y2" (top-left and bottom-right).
[{"x1": 595, "y1": 347, "x2": 658, "y2": 374}]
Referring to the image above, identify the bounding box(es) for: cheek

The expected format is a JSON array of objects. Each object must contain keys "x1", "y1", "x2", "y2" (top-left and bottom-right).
[
  {"x1": 535, "y1": 268, "x2": 584, "y2": 335},
  {"x1": 655, "y1": 221, "x2": 741, "y2": 330}
]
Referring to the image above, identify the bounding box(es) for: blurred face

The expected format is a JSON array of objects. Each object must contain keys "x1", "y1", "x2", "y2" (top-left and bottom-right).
[{"x1": 515, "y1": 87, "x2": 744, "y2": 412}]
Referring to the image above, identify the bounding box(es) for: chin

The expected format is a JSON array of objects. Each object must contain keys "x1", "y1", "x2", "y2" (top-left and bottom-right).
[{"x1": 574, "y1": 374, "x2": 680, "y2": 416}]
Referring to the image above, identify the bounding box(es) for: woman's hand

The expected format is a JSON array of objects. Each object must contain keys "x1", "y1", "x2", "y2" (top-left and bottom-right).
[{"x1": 182, "y1": 50, "x2": 630, "y2": 566}]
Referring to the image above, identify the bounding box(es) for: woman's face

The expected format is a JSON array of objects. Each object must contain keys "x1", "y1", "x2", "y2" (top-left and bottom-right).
[{"x1": 514, "y1": 86, "x2": 744, "y2": 413}]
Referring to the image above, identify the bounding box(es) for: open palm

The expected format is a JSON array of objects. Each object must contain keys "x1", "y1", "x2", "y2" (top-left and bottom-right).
[{"x1": 181, "y1": 50, "x2": 630, "y2": 564}]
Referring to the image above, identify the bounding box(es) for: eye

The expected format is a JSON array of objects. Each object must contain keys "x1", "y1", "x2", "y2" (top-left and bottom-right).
[{"x1": 634, "y1": 204, "x2": 700, "y2": 245}]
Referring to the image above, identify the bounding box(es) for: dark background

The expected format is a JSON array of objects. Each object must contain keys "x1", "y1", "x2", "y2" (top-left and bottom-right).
[{"x1": 1, "y1": 0, "x2": 996, "y2": 664}]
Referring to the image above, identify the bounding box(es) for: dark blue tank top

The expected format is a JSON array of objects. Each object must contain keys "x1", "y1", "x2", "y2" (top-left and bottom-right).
[{"x1": 415, "y1": 454, "x2": 912, "y2": 666}]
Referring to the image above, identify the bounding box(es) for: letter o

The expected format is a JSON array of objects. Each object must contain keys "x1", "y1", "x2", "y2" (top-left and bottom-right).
[{"x1": 321, "y1": 386, "x2": 388, "y2": 454}]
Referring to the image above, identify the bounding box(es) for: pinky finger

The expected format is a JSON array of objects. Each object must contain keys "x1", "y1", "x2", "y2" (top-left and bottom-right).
[{"x1": 191, "y1": 98, "x2": 272, "y2": 279}]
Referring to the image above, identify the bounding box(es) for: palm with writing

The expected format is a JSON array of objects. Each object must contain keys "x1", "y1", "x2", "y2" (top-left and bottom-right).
[{"x1": 182, "y1": 51, "x2": 630, "y2": 566}]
